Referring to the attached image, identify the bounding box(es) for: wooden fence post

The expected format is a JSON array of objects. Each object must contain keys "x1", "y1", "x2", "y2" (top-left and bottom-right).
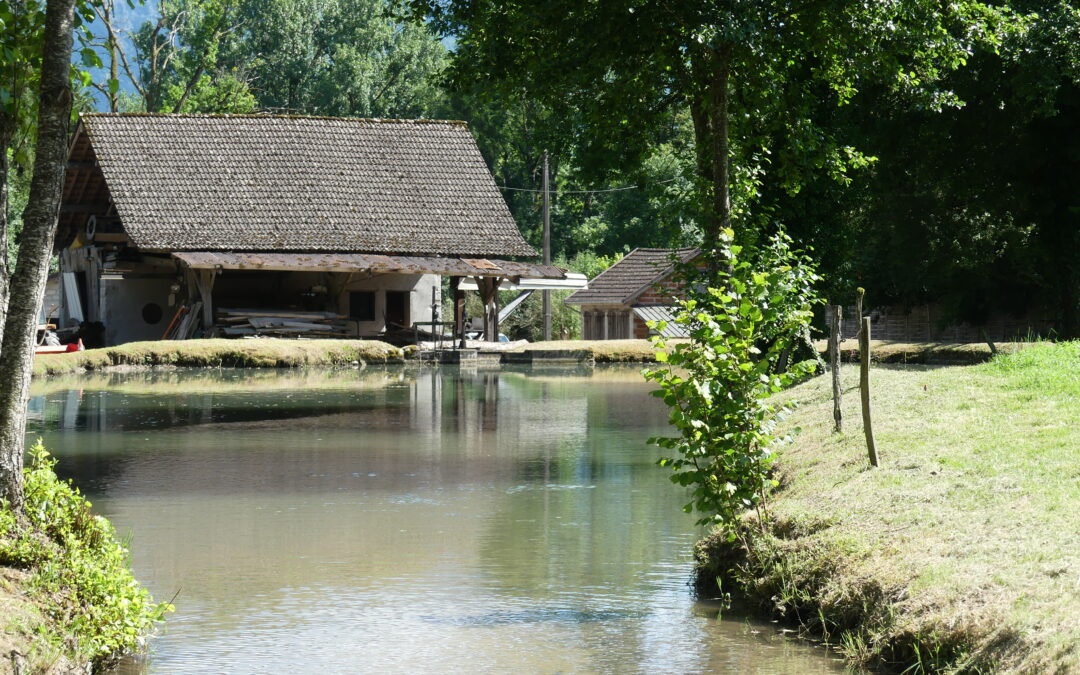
[
  {"x1": 855, "y1": 287, "x2": 865, "y2": 340},
  {"x1": 860, "y1": 316, "x2": 879, "y2": 466},
  {"x1": 830, "y1": 304, "x2": 842, "y2": 433}
]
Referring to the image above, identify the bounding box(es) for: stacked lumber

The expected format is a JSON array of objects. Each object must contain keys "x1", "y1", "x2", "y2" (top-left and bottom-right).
[
  {"x1": 162, "y1": 302, "x2": 203, "y2": 340},
  {"x1": 216, "y1": 308, "x2": 349, "y2": 338}
]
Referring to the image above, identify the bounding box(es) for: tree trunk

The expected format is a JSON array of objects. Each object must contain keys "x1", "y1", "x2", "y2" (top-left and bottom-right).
[
  {"x1": 689, "y1": 45, "x2": 732, "y2": 277},
  {"x1": 0, "y1": 113, "x2": 12, "y2": 346},
  {"x1": 107, "y1": 5, "x2": 119, "y2": 113},
  {"x1": 708, "y1": 45, "x2": 732, "y2": 254},
  {"x1": 0, "y1": 0, "x2": 77, "y2": 510}
]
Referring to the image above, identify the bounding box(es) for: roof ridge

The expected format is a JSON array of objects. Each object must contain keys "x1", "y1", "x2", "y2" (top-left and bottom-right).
[
  {"x1": 66, "y1": 112, "x2": 533, "y2": 256},
  {"x1": 80, "y1": 112, "x2": 468, "y2": 126},
  {"x1": 564, "y1": 246, "x2": 699, "y2": 305}
]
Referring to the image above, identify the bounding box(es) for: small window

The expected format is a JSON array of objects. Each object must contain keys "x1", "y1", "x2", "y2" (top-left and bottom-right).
[
  {"x1": 349, "y1": 291, "x2": 376, "y2": 322},
  {"x1": 141, "y1": 302, "x2": 163, "y2": 325}
]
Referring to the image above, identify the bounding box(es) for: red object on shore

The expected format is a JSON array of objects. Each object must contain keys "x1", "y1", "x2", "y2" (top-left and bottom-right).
[{"x1": 35, "y1": 339, "x2": 84, "y2": 355}]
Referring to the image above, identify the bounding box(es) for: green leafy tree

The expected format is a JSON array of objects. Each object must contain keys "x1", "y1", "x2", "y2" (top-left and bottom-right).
[
  {"x1": 407, "y1": 0, "x2": 1011, "y2": 261},
  {"x1": 644, "y1": 229, "x2": 819, "y2": 542},
  {"x1": 126, "y1": 0, "x2": 446, "y2": 116},
  {"x1": 0, "y1": 0, "x2": 87, "y2": 508},
  {"x1": 233, "y1": 0, "x2": 447, "y2": 117},
  {"x1": 127, "y1": 0, "x2": 256, "y2": 113},
  {"x1": 767, "y1": 1, "x2": 1079, "y2": 335}
]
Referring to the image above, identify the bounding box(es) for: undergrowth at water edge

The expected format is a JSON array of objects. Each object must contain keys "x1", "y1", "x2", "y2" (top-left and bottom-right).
[{"x1": 0, "y1": 442, "x2": 170, "y2": 668}]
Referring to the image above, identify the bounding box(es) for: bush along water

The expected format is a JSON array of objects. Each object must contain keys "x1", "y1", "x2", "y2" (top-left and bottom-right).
[
  {"x1": 0, "y1": 442, "x2": 170, "y2": 668},
  {"x1": 644, "y1": 228, "x2": 820, "y2": 553}
]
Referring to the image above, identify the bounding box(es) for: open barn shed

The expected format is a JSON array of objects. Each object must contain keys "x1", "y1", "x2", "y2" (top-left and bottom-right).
[{"x1": 56, "y1": 114, "x2": 562, "y2": 345}]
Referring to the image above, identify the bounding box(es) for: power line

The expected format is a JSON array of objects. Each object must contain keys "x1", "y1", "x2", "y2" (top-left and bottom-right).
[{"x1": 495, "y1": 177, "x2": 680, "y2": 194}]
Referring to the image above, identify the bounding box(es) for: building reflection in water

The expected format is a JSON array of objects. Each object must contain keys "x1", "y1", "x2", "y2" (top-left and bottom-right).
[{"x1": 26, "y1": 366, "x2": 841, "y2": 675}]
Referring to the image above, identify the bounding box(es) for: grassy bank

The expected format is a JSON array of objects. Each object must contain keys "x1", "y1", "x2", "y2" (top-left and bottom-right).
[
  {"x1": 518, "y1": 339, "x2": 1024, "y2": 364},
  {"x1": 696, "y1": 342, "x2": 1079, "y2": 673},
  {"x1": 813, "y1": 339, "x2": 1031, "y2": 364},
  {"x1": 0, "y1": 444, "x2": 168, "y2": 671},
  {"x1": 512, "y1": 339, "x2": 679, "y2": 362},
  {"x1": 31, "y1": 338, "x2": 1026, "y2": 377},
  {"x1": 32, "y1": 338, "x2": 405, "y2": 377}
]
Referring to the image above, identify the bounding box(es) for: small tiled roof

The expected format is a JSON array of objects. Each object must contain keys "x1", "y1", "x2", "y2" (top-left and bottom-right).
[
  {"x1": 633, "y1": 306, "x2": 690, "y2": 337},
  {"x1": 564, "y1": 248, "x2": 698, "y2": 305},
  {"x1": 70, "y1": 113, "x2": 536, "y2": 256}
]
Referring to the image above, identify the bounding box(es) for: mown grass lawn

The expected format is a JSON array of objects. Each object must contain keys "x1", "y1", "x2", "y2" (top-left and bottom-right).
[{"x1": 703, "y1": 342, "x2": 1079, "y2": 673}]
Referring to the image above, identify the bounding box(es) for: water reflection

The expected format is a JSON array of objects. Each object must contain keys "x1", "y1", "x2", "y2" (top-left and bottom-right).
[{"x1": 28, "y1": 366, "x2": 845, "y2": 674}]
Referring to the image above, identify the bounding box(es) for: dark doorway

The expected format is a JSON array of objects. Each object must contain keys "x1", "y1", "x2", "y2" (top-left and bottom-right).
[
  {"x1": 349, "y1": 291, "x2": 376, "y2": 322},
  {"x1": 385, "y1": 291, "x2": 409, "y2": 328}
]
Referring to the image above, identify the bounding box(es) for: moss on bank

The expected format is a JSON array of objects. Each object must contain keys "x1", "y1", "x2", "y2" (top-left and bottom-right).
[
  {"x1": 0, "y1": 444, "x2": 168, "y2": 671},
  {"x1": 814, "y1": 339, "x2": 1032, "y2": 364},
  {"x1": 33, "y1": 338, "x2": 405, "y2": 377},
  {"x1": 512, "y1": 339, "x2": 678, "y2": 362},
  {"x1": 31, "y1": 338, "x2": 1032, "y2": 377},
  {"x1": 695, "y1": 343, "x2": 1080, "y2": 673},
  {"x1": 516, "y1": 339, "x2": 1025, "y2": 364}
]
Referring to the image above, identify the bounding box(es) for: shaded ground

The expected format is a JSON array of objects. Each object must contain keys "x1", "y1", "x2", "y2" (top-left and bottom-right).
[{"x1": 698, "y1": 343, "x2": 1080, "y2": 673}]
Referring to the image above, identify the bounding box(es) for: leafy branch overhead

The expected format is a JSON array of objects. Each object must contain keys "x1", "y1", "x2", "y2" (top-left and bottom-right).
[{"x1": 406, "y1": 0, "x2": 1015, "y2": 252}]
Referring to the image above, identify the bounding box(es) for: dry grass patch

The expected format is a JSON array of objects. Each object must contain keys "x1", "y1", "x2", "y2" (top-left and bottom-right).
[{"x1": 699, "y1": 342, "x2": 1080, "y2": 673}]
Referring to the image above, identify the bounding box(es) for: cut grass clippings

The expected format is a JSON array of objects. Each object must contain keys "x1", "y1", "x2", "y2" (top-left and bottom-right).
[
  {"x1": 32, "y1": 338, "x2": 405, "y2": 377},
  {"x1": 696, "y1": 341, "x2": 1079, "y2": 674}
]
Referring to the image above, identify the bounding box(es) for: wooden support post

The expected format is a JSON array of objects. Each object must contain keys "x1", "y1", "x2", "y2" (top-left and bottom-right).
[
  {"x1": 450, "y1": 276, "x2": 465, "y2": 349},
  {"x1": 542, "y1": 151, "x2": 552, "y2": 341},
  {"x1": 193, "y1": 269, "x2": 217, "y2": 330},
  {"x1": 860, "y1": 316, "x2": 879, "y2": 466},
  {"x1": 326, "y1": 271, "x2": 354, "y2": 314},
  {"x1": 489, "y1": 278, "x2": 501, "y2": 341},
  {"x1": 476, "y1": 276, "x2": 502, "y2": 342},
  {"x1": 830, "y1": 304, "x2": 843, "y2": 433}
]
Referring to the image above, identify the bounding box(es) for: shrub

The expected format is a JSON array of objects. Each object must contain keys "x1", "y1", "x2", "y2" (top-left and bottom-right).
[
  {"x1": 0, "y1": 442, "x2": 170, "y2": 666},
  {"x1": 644, "y1": 228, "x2": 819, "y2": 546}
]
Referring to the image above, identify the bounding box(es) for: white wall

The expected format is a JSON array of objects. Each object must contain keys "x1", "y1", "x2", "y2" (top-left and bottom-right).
[
  {"x1": 99, "y1": 275, "x2": 176, "y2": 344},
  {"x1": 338, "y1": 273, "x2": 440, "y2": 336}
]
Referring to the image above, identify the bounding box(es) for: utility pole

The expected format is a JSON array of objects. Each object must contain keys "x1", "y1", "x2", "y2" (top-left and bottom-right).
[{"x1": 542, "y1": 150, "x2": 552, "y2": 341}]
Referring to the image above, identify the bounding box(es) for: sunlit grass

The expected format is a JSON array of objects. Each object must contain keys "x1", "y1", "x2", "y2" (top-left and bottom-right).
[
  {"x1": 755, "y1": 342, "x2": 1080, "y2": 672},
  {"x1": 695, "y1": 342, "x2": 1079, "y2": 672}
]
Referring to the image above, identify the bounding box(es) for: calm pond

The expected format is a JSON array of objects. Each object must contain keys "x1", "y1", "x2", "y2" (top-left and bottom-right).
[{"x1": 28, "y1": 366, "x2": 845, "y2": 674}]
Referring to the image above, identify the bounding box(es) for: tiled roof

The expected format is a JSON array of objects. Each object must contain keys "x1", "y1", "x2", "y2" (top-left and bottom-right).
[
  {"x1": 74, "y1": 114, "x2": 536, "y2": 256},
  {"x1": 633, "y1": 306, "x2": 690, "y2": 337},
  {"x1": 564, "y1": 248, "x2": 698, "y2": 305}
]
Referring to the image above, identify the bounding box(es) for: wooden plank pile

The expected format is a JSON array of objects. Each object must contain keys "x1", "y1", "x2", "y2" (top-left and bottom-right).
[
  {"x1": 216, "y1": 307, "x2": 350, "y2": 337},
  {"x1": 162, "y1": 301, "x2": 203, "y2": 340}
]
